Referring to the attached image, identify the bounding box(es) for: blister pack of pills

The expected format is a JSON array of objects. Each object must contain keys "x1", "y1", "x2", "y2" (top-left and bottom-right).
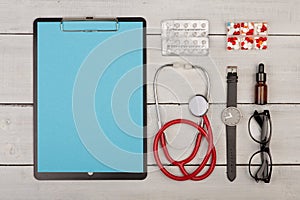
[
  {"x1": 161, "y1": 20, "x2": 209, "y2": 56},
  {"x1": 227, "y1": 22, "x2": 268, "y2": 50}
]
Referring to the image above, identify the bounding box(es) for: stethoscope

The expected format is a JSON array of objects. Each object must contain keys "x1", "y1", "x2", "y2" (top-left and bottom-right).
[{"x1": 153, "y1": 62, "x2": 216, "y2": 181}]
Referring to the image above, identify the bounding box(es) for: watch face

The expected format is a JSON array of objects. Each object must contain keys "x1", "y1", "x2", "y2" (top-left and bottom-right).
[{"x1": 221, "y1": 107, "x2": 242, "y2": 126}]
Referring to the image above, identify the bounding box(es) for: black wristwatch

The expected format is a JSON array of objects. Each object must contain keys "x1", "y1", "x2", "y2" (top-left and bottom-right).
[{"x1": 221, "y1": 66, "x2": 242, "y2": 182}]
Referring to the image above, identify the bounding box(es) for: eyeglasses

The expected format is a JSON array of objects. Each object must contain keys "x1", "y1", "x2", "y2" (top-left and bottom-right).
[{"x1": 248, "y1": 110, "x2": 272, "y2": 183}]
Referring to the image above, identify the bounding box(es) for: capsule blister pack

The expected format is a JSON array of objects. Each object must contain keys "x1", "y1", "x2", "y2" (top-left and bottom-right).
[
  {"x1": 227, "y1": 22, "x2": 268, "y2": 50},
  {"x1": 161, "y1": 20, "x2": 209, "y2": 56}
]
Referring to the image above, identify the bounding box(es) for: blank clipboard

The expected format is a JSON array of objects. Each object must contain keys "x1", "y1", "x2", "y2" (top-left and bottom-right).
[{"x1": 34, "y1": 17, "x2": 147, "y2": 180}]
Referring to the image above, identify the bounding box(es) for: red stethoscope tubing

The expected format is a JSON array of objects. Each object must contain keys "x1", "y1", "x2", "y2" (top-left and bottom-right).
[{"x1": 153, "y1": 115, "x2": 216, "y2": 181}]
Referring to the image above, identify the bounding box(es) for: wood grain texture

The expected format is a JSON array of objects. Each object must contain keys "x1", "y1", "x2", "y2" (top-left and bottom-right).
[
  {"x1": 1, "y1": 104, "x2": 299, "y2": 165},
  {"x1": 0, "y1": 35, "x2": 300, "y2": 103},
  {"x1": 0, "y1": 0, "x2": 300, "y2": 34},
  {"x1": 147, "y1": 104, "x2": 300, "y2": 165},
  {"x1": 147, "y1": 35, "x2": 300, "y2": 103},
  {"x1": 0, "y1": 0, "x2": 299, "y2": 198},
  {"x1": 0, "y1": 166, "x2": 299, "y2": 200},
  {"x1": 0, "y1": 36, "x2": 32, "y2": 103},
  {"x1": 0, "y1": 106, "x2": 32, "y2": 164}
]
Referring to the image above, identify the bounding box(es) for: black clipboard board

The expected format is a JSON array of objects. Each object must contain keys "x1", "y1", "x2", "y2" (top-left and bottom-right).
[{"x1": 34, "y1": 17, "x2": 147, "y2": 180}]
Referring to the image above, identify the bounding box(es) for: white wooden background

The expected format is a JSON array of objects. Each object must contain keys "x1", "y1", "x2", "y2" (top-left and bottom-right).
[{"x1": 0, "y1": 0, "x2": 300, "y2": 199}]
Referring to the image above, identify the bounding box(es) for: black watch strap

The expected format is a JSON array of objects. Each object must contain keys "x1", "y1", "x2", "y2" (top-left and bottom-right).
[
  {"x1": 226, "y1": 66, "x2": 238, "y2": 182},
  {"x1": 226, "y1": 125, "x2": 236, "y2": 181},
  {"x1": 227, "y1": 69, "x2": 238, "y2": 107}
]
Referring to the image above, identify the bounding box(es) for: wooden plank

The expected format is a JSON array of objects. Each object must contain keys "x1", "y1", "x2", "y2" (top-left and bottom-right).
[
  {"x1": 0, "y1": 104, "x2": 299, "y2": 165},
  {"x1": 0, "y1": 166, "x2": 298, "y2": 200},
  {"x1": 147, "y1": 104, "x2": 300, "y2": 165},
  {"x1": 147, "y1": 35, "x2": 300, "y2": 103},
  {"x1": 0, "y1": 106, "x2": 32, "y2": 164},
  {"x1": 0, "y1": 35, "x2": 300, "y2": 104},
  {"x1": 0, "y1": 0, "x2": 300, "y2": 34},
  {"x1": 0, "y1": 35, "x2": 32, "y2": 103}
]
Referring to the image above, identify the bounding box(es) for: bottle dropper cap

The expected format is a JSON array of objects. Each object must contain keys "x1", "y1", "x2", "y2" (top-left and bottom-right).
[{"x1": 256, "y1": 63, "x2": 267, "y2": 82}]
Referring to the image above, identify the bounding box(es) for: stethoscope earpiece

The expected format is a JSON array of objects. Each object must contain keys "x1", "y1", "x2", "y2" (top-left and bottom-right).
[{"x1": 188, "y1": 94, "x2": 209, "y2": 117}]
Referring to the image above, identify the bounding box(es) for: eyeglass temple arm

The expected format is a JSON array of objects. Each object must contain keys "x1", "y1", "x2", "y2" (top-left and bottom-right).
[
  {"x1": 253, "y1": 110, "x2": 271, "y2": 182},
  {"x1": 255, "y1": 159, "x2": 270, "y2": 182},
  {"x1": 253, "y1": 110, "x2": 263, "y2": 127},
  {"x1": 261, "y1": 115, "x2": 269, "y2": 143},
  {"x1": 253, "y1": 110, "x2": 270, "y2": 142},
  {"x1": 257, "y1": 113, "x2": 270, "y2": 178}
]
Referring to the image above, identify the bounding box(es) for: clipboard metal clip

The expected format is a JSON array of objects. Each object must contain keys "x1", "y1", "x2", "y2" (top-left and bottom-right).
[{"x1": 60, "y1": 17, "x2": 119, "y2": 32}]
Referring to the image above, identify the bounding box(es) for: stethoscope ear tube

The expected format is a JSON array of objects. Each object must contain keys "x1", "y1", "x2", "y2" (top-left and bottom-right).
[{"x1": 153, "y1": 63, "x2": 211, "y2": 128}]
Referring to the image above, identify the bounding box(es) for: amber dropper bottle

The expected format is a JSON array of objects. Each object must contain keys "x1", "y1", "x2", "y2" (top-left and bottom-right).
[{"x1": 255, "y1": 63, "x2": 268, "y2": 105}]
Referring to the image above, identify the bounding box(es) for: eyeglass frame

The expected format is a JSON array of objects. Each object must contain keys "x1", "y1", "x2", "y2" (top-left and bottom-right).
[{"x1": 248, "y1": 110, "x2": 272, "y2": 183}]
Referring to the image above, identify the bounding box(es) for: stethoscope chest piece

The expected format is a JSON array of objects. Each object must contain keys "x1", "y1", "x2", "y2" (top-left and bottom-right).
[{"x1": 189, "y1": 95, "x2": 209, "y2": 117}]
